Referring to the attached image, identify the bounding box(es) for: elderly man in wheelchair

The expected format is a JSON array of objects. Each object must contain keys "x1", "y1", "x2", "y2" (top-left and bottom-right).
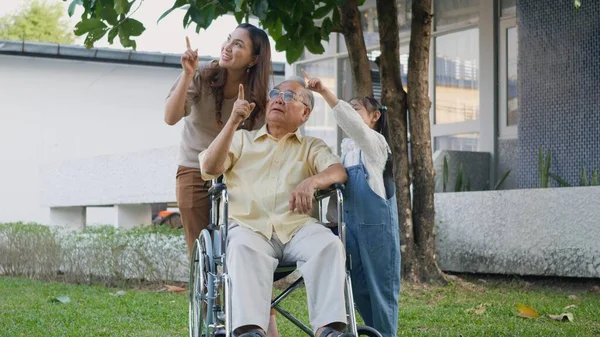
[{"x1": 191, "y1": 78, "x2": 381, "y2": 337}]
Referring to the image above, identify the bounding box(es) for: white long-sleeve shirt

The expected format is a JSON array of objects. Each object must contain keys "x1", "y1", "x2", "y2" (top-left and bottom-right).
[{"x1": 332, "y1": 100, "x2": 390, "y2": 199}]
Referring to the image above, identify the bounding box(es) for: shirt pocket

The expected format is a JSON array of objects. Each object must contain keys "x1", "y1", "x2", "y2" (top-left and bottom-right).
[{"x1": 283, "y1": 162, "x2": 311, "y2": 187}]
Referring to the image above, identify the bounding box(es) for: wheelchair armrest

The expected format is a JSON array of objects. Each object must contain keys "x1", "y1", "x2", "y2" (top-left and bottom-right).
[
  {"x1": 208, "y1": 183, "x2": 227, "y2": 197},
  {"x1": 314, "y1": 183, "x2": 345, "y2": 201}
]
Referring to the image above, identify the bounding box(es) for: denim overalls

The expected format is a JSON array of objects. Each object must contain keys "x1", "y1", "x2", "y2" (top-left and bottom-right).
[{"x1": 343, "y1": 151, "x2": 401, "y2": 337}]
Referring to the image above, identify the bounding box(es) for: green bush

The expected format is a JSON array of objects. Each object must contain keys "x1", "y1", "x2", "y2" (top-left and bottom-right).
[{"x1": 0, "y1": 223, "x2": 187, "y2": 286}]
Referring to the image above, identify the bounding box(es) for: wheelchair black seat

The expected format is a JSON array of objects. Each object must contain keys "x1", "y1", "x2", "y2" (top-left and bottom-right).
[{"x1": 274, "y1": 263, "x2": 297, "y2": 282}]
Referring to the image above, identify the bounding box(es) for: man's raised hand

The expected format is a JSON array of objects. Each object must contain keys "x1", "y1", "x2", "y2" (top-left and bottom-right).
[{"x1": 230, "y1": 84, "x2": 256, "y2": 124}]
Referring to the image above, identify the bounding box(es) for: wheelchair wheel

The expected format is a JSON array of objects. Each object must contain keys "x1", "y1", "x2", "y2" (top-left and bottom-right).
[
  {"x1": 189, "y1": 230, "x2": 215, "y2": 337},
  {"x1": 356, "y1": 326, "x2": 383, "y2": 337}
]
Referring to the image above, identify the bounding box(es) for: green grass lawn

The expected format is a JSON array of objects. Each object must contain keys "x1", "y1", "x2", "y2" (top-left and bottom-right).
[{"x1": 1, "y1": 275, "x2": 599, "y2": 337}]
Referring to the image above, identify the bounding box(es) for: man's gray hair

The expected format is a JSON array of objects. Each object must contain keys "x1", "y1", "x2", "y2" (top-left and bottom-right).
[{"x1": 275, "y1": 75, "x2": 315, "y2": 110}]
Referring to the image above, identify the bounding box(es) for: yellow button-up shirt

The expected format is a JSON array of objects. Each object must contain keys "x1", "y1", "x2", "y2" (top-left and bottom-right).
[{"x1": 199, "y1": 125, "x2": 340, "y2": 243}]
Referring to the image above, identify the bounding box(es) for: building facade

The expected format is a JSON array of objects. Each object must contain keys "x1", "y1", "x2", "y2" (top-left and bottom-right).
[
  {"x1": 296, "y1": 0, "x2": 598, "y2": 190},
  {"x1": 0, "y1": 41, "x2": 285, "y2": 226}
]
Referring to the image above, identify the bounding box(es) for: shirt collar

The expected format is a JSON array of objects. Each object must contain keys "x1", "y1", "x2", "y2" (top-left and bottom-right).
[{"x1": 253, "y1": 124, "x2": 304, "y2": 143}]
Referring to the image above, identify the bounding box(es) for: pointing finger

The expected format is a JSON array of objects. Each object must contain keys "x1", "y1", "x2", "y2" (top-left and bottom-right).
[
  {"x1": 301, "y1": 69, "x2": 310, "y2": 80},
  {"x1": 238, "y1": 83, "x2": 244, "y2": 100},
  {"x1": 185, "y1": 36, "x2": 192, "y2": 51}
]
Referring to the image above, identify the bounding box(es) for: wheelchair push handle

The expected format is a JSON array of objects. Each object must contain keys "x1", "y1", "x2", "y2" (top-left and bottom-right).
[{"x1": 208, "y1": 182, "x2": 227, "y2": 198}]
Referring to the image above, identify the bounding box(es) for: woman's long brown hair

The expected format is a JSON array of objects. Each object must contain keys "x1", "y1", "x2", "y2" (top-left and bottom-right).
[{"x1": 199, "y1": 23, "x2": 272, "y2": 130}]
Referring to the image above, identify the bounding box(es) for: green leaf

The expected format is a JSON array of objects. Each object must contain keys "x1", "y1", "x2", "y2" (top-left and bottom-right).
[
  {"x1": 268, "y1": 18, "x2": 283, "y2": 40},
  {"x1": 591, "y1": 168, "x2": 599, "y2": 186},
  {"x1": 118, "y1": 25, "x2": 137, "y2": 49},
  {"x1": 187, "y1": 5, "x2": 215, "y2": 29},
  {"x1": 305, "y1": 33, "x2": 325, "y2": 54},
  {"x1": 580, "y1": 167, "x2": 588, "y2": 186},
  {"x1": 550, "y1": 173, "x2": 570, "y2": 187},
  {"x1": 274, "y1": 35, "x2": 290, "y2": 51},
  {"x1": 291, "y1": 2, "x2": 303, "y2": 21},
  {"x1": 286, "y1": 41, "x2": 304, "y2": 65},
  {"x1": 74, "y1": 18, "x2": 107, "y2": 36},
  {"x1": 120, "y1": 18, "x2": 144, "y2": 37},
  {"x1": 332, "y1": 6, "x2": 340, "y2": 27},
  {"x1": 201, "y1": 4, "x2": 216, "y2": 28},
  {"x1": 574, "y1": 0, "x2": 581, "y2": 12},
  {"x1": 183, "y1": 8, "x2": 192, "y2": 27},
  {"x1": 157, "y1": 0, "x2": 188, "y2": 24},
  {"x1": 313, "y1": 4, "x2": 333, "y2": 20},
  {"x1": 84, "y1": 27, "x2": 108, "y2": 48},
  {"x1": 68, "y1": 0, "x2": 82, "y2": 17},
  {"x1": 321, "y1": 17, "x2": 333, "y2": 39},
  {"x1": 235, "y1": 0, "x2": 245, "y2": 11},
  {"x1": 252, "y1": 0, "x2": 268, "y2": 21},
  {"x1": 114, "y1": 0, "x2": 129, "y2": 15},
  {"x1": 187, "y1": 7, "x2": 202, "y2": 26},
  {"x1": 233, "y1": 10, "x2": 245, "y2": 23},
  {"x1": 107, "y1": 26, "x2": 118, "y2": 44},
  {"x1": 100, "y1": 1, "x2": 119, "y2": 26},
  {"x1": 494, "y1": 169, "x2": 511, "y2": 190}
]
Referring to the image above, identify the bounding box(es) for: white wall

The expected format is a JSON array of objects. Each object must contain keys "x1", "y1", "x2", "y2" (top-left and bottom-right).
[{"x1": 0, "y1": 55, "x2": 184, "y2": 224}]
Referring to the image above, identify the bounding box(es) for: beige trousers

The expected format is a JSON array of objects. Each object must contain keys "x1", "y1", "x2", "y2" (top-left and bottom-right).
[{"x1": 227, "y1": 223, "x2": 348, "y2": 333}]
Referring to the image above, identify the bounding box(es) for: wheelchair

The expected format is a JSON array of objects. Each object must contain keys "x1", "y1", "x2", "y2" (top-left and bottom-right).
[{"x1": 189, "y1": 178, "x2": 382, "y2": 337}]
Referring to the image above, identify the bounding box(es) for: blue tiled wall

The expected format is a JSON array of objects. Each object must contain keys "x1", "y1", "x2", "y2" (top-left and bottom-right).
[{"x1": 517, "y1": 0, "x2": 600, "y2": 188}]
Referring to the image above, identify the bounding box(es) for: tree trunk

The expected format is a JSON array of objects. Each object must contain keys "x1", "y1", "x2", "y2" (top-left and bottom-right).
[
  {"x1": 338, "y1": 0, "x2": 373, "y2": 97},
  {"x1": 375, "y1": 0, "x2": 418, "y2": 282},
  {"x1": 407, "y1": 0, "x2": 445, "y2": 283}
]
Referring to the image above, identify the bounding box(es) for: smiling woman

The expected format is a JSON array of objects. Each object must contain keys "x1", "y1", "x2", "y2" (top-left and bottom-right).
[{"x1": 163, "y1": 23, "x2": 272, "y2": 256}]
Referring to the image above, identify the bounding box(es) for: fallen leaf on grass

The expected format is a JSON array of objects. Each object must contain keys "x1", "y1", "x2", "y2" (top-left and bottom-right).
[
  {"x1": 568, "y1": 295, "x2": 580, "y2": 301},
  {"x1": 564, "y1": 304, "x2": 577, "y2": 310},
  {"x1": 109, "y1": 290, "x2": 127, "y2": 297},
  {"x1": 515, "y1": 303, "x2": 540, "y2": 318},
  {"x1": 466, "y1": 303, "x2": 490, "y2": 315},
  {"x1": 49, "y1": 295, "x2": 71, "y2": 304},
  {"x1": 548, "y1": 313, "x2": 574, "y2": 322},
  {"x1": 165, "y1": 285, "x2": 186, "y2": 293}
]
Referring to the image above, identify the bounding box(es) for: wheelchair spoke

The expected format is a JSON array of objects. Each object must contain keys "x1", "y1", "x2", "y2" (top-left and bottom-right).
[{"x1": 190, "y1": 231, "x2": 217, "y2": 337}]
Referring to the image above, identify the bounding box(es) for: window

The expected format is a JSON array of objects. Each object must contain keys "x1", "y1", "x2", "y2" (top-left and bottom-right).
[
  {"x1": 501, "y1": 0, "x2": 516, "y2": 17},
  {"x1": 434, "y1": 0, "x2": 479, "y2": 31},
  {"x1": 434, "y1": 133, "x2": 479, "y2": 151},
  {"x1": 434, "y1": 28, "x2": 480, "y2": 125},
  {"x1": 506, "y1": 27, "x2": 518, "y2": 126},
  {"x1": 338, "y1": 1, "x2": 412, "y2": 52},
  {"x1": 400, "y1": 46, "x2": 409, "y2": 92},
  {"x1": 499, "y1": 20, "x2": 518, "y2": 138}
]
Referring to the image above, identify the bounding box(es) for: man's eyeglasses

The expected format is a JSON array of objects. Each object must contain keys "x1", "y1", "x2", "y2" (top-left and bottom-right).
[{"x1": 268, "y1": 89, "x2": 308, "y2": 107}]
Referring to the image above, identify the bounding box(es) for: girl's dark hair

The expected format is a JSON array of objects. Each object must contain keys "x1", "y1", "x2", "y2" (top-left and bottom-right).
[
  {"x1": 350, "y1": 96, "x2": 390, "y2": 144},
  {"x1": 200, "y1": 23, "x2": 272, "y2": 130}
]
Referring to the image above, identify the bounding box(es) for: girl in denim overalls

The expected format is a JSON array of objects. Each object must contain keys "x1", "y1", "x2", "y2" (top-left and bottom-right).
[{"x1": 303, "y1": 70, "x2": 401, "y2": 337}]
